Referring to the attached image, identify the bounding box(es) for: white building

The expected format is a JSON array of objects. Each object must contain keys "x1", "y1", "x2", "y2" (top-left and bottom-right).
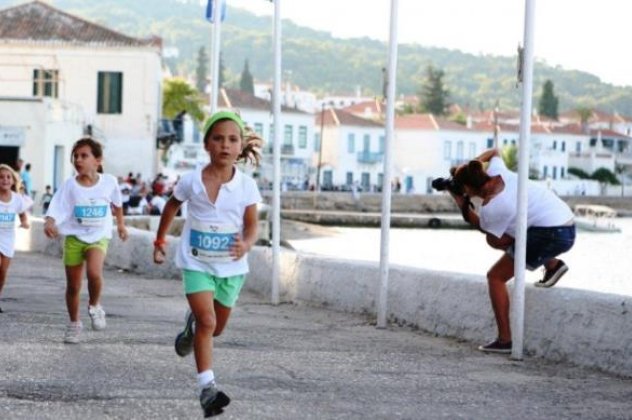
[
  {"x1": 165, "y1": 88, "x2": 316, "y2": 190},
  {"x1": 316, "y1": 108, "x2": 386, "y2": 191},
  {"x1": 0, "y1": 1, "x2": 162, "y2": 191}
]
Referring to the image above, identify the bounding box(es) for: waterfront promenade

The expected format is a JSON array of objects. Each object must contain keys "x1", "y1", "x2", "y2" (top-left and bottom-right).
[{"x1": 1, "y1": 251, "x2": 630, "y2": 419}]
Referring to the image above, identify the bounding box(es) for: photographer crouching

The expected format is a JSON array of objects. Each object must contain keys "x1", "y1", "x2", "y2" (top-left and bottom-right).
[{"x1": 435, "y1": 148, "x2": 575, "y2": 354}]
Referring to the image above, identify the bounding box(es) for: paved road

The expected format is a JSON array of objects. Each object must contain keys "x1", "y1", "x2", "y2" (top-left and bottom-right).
[{"x1": 0, "y1": 252, "x2": 630, "y2": 419}]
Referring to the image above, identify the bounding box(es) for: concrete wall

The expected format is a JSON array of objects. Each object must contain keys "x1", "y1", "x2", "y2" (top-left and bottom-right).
[{"x1": 19, "y1": 219, "x2": 632, "y2": 378}]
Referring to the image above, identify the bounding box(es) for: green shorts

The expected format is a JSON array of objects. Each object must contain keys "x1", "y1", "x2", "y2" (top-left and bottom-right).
[
  {"x1": 182, "y1": 270, "x2": 246, "y2": 308},
  {"x1": 63, "y1": 235, "x2": 109, "y2": 266}
]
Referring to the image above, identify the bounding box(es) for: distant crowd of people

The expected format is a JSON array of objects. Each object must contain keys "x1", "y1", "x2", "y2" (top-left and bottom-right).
[{"x1": 117, "y1": 172, "x2": 179, "y2": 217}]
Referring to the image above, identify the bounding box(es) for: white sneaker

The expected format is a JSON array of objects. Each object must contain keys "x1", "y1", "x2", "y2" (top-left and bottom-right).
[
  {"x1": 88, "y1": 305, "x2": 107, "y2": 330},
  {"x1": 64, "y1": 321, "x2": 83, "y2": 344}
]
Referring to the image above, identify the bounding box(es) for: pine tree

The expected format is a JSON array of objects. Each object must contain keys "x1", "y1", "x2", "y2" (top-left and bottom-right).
[
  {"x1": 419, "y1": 65, "x2": 449, "y2": 115},
  {"x1": 239, "y1": 59, "x2": 255, "y2": 95},
  {"x1": 538, "y1": 79, "x2": 559, "y2": 120},
  {"x1": 194, "y1": 47, "x2": 208, "y2": 94}
]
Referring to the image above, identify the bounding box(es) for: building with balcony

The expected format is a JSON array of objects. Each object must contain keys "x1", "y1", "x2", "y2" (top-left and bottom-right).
[{"x1": 316, "y1": 108, "x2": 385, "y2": 191}]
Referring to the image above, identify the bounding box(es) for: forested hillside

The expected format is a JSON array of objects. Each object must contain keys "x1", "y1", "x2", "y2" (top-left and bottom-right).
[{"x1": 3, "y1": 0, "x2": 632, "y2": 114}]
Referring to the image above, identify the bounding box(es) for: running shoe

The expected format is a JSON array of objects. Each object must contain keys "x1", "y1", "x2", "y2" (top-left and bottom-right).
[
  {"x1": 175, "y1": 310, "x2": 195, "y2": 357},
  {"x1": 199, "y1": 382, "x2": 230, "y2": 418},
  {"x1": 88, "y1": 305, "x2": 107, "y2": 330},
  {"x1": 64, "y1": 321, "x2": 83, "y2": 344}
]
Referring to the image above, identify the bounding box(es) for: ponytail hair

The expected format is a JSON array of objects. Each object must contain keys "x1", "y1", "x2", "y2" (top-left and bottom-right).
[{"x1": 238, "y1": 125, "x2": 263, "y2": 167}]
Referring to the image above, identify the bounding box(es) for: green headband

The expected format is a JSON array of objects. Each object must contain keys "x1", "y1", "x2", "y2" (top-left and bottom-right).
[{"x1": 202, "y1": 111, "x2": 245, "y2": 138}]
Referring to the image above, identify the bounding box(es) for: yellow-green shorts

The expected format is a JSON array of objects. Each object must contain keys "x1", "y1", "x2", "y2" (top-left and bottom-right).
[
  {"x1": 63, "y1": 235, "x2": 109, "y2": 266},
  {"x1": 182, "y1": 270, "x2": 246, "y2": 308}
]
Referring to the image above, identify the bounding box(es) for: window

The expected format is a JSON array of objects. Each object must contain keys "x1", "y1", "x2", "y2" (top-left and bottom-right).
[
  {"x1": 33, "y1": 69, "x2": 59, "y2": 98},
  {"x1": 561, "y1": 141, "x2": 566, "y2": 152},
  {"x1": 456, "y1": 141, "x2": 464, "y2": 160},
  {"x1": 347, "y1": 133, "x2": 355, "y2": 153},
  {"x1": 298, "y1": 126, "x2": 307, "y2": 149},
  {"x1": 552, "y1": 166, "x2": 557, "y2": 179},
  {"x1": 314, "y1": 133, "x2": 320, "y2": 152},
  {"x1": 379, "y1": 135, "x2": 385, "y2": 153},
  {"x1": 487, "y1": 138, "x2": 494, "y2": 148},
  {"x1": 361, "y1": 172, "x2": 370, "y2": 189},
  {"x1": 543, "y1": 166, "x2": 548, "y2": 178},
  {"x1": 575, "y1": 141, "x2": 582, "y2": 153},
  {"x1": 363, "y1": 134, "x2": 370, "y2": 152},
  {"x1": 346, "y1": 172, "x2": 353, "y2": 185},
  {"x1": 254, "y1": 123, "x2": 264, "y2": 137},
  {"x1": 469, "y1": 142, "x2": 476, "y2": 159},
  {"x1": 283, "y1": 125, "x2": 293, "y2": 145},
  {"x1": 561, "y1": 167, "x2": 566, "y2": 178},
  {"x1": 97, "y1": 71, "x2": 123, "y2": 114},
  {"x1": 443, "y1": 141, "x2": 452, "y2": 159},
  {"x1": 552, "y1": 140, "x2": 557, "y2": 150}
]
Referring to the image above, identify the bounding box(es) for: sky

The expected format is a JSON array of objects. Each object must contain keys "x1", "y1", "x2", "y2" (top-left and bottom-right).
[{"x1": 226, "y1": 0, "x2": 631, "y2": 88}]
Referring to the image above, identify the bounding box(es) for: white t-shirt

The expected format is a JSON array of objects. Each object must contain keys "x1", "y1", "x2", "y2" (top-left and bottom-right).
[
  {"x1": 46, "y1": 173, "x2": 122, "y2": 244},
  {"x1": 0, "y1": 192, "x2": 30, "y2": 258},
  {"x1": 480, "y1": 156, "x2": 574, "y2": 238},
  {"x1": 174, "y1": 167, "x2": 262, "y2": 277}
]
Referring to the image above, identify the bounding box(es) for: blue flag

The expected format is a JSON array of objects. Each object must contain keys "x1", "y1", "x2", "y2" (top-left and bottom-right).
[{"x1": 206, "y1": 0, "x2": 226, "y2": 22}]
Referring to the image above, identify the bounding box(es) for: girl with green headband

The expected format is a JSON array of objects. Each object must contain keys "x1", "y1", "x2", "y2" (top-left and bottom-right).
[{"x1": 153, "y1": 110, "x2": 262, "y2": 417}]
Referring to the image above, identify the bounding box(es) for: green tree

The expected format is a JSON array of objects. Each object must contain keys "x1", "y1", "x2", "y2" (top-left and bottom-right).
[
  {"x1": 576, "y1": 106, "x2": 593, "y2": 132},
  {"x1": 568, "y1": 167, "x2": 591, "y2": 179},
  {"x1": 162, "y1": 78, "x2": 205, "y2": 121},
  {"x1": 538, "y1": 79, "x2": 559, "y2": 120},
  {"x1": 239, "y1": 59, "x2": 255, "y2": 95},
  {"x1": 195, "y1": 46, "x2": 208, "y2": 94},
  {"x1": 591, "y1": 167, "x2": 619, "y2": 185},
  {"x1": 419, "y1": 65, "x2": 449, "y2": 116}
]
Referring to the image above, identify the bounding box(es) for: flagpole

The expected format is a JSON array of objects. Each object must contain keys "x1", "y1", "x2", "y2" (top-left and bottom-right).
[
  {"x1": 209, "y1": 0, "x2": 222, "y2": 113},
  {"x1": 377, "y1": 0, "x2": 399, "y2": 329},
  {"x1": 512, "y1": 0, "x2": 536, "y2": 360},
  {"x1": 271, "y1": 0, "x2": 282, "y2": 305}
]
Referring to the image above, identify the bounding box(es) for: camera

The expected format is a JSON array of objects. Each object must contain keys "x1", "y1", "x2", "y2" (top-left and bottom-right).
[{"x1": 431, "y1": 177, "x2": 464, "y2": 196}]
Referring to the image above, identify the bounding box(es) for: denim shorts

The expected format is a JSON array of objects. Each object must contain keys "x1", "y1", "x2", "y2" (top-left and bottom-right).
[{"x1": 507, "y1": 225, "x2": 576, "y2": 270}]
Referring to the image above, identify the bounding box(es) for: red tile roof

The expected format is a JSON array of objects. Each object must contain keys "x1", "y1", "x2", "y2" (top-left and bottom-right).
[
  {"x1": 0, "y1": 0, "x2": 160, "y2": 47},
  {"x1": 316, "y1": 108, "x2": 383, "y2": 128},
  {"x1": 395, "y1": 113, "x2": 469, "y2": 131},
  {"x1": 218, "y1": 87, "x2": 307, "y2": 114}
]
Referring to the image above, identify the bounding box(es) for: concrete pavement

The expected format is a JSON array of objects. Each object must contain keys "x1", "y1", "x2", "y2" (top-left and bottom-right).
[{"x1": 0, "y1": 251, "x2": 630, "y2": 419}]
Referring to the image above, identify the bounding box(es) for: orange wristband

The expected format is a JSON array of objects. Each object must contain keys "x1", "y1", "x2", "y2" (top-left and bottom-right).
[{"x1": 153, "y1": 238, "x2": 166, "y2": 248}]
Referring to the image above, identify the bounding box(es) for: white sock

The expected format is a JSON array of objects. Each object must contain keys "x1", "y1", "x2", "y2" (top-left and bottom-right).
[{"x1": 197, "y1": 370, "x2": 215, "y2": 389}]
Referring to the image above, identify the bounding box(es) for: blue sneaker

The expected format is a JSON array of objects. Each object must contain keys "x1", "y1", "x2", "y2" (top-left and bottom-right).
[{"x1": 174, "y1": 310, "x2": 195, "y2": 357}]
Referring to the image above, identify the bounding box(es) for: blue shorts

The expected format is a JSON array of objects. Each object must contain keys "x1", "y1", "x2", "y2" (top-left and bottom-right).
[{"x1": 507, "y1": 225, "x2": 576, "y2": 270}]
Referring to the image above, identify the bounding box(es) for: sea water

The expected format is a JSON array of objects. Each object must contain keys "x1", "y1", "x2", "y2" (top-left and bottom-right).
[{"x1": 287, "y1": 218, "x2": 632, "y2": 297}]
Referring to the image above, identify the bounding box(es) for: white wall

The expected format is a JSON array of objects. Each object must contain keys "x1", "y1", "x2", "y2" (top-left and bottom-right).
[{"x1": 0, "y1": 44, "x2": 162, "y2": 180}]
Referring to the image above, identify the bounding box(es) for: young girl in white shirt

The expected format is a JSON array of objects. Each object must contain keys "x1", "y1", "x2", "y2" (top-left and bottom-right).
[
  {"x1": 44, "y1": 138, "x2": 128, "y2": 344},
  {"x1": 153, "y1": 111, "x2": 262, "y2": 418},
  {"x1": 0, "y1": 164, "x2": 31, "y2": 313}
]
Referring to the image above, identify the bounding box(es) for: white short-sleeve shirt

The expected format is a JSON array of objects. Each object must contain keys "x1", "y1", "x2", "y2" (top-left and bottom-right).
[
  {"x1": 480, "y1": 156, "x2": 573, "y2": 238},
  {"x1": 0, "y1": 191, "x2": 30, "y2": 258},
  {"x1": 174, "y1": 166, "x2": 262, "y2": 277},
  {"x1": 45, "y1": 173, "x2": 122, "y2": 244}
]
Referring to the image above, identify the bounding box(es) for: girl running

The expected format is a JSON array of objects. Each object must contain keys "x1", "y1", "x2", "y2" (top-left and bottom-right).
[
  {"x1": 44, "y1": 138, "x2": 128, "y2": 343},
  {"x1": 0, "y1": 164, "x2": 31, "y2": 313},
  {"x1": 153, "y1": 111, "x2": 262, "y2": 417}
]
